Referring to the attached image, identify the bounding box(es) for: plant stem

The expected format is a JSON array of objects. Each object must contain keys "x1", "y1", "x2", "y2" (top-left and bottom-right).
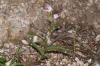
[{"x1": 73, "y1": 26, "x2": 78, "y2": 58}]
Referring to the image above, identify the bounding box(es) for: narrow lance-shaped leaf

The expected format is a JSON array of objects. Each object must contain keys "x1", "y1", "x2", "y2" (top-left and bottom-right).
[
  {"x1": 15, "y1": 46, "x2": 20, "y2": 56},
  {"x1": 45, "y1": 46, "x2": 69, "y2": 52},
  {"x1": 50, "y1": 25, "x2": 59, "y2": 33},
  {"x1": 30, "y1": 39, "x2": 43, "y2": 56},
  {"x1": 15, "y1": 62, "x2": 23, "y2": 66},
  {"x1": 0, "y1": 63, "x2": 5, "y2": 66},
  {"x1": 0, "y1": 57, "x2": 6, "y2": 63},
  {"x1": 41, "y1": 55, "x2": 47, "y2": 60},
  {"x1": 9, "y1": 59, "x2": 15, "y2": 66}
]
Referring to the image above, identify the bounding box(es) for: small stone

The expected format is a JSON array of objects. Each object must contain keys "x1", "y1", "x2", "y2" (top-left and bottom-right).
[
  {"x1": 87, "y1": 59, "x2": 92, "y2": 63},
  {"x1": 33, "y1": 36, "x2": 38, "y2": 43},
  {"x1": 67, "y1": 64, "x2": 71, "y2": 66},
  {"x1": 5, "y1": 59, "x2": 16, "y2": 66},
  {"x1": 46, "y1": 61, "x2": 51, "y2": 66},
  {"x1": 75, "y1": 57, "x2": 79, "y2": 62},
  {"x1": 1, "y1": 1, "x2": 4, "y2": 3},
  {"x1": 75, "y1": 57, "x2": 85, "y2": 66},
  {"x1": 84, "y1": 63, "x2": 89, "y2": 66},
  {"x1": 72, "y1": 62, "x2": 77, "y2": 66},
  {"x1": 5, "y1": 60, "x2": 11, "y2": 66},
  {"x1": 4, "y1": 43, "x2": 9, "y2": 48},
  {"x1": 22, "y1": 40, "x2": 29, "y2": 45},
  {"x1": 60, "y1": 62, "x2": 63, "y2": 65},
  {"x1": 68, "y1": 30, "x2": 75, "y2": 33},
  {"x1": 56, "y1": 62, "x2": 60, "y2": 66},
  {"x1": 22, "y1": 57, "x2": 26, "y2": 62},
  {"x1": 76, "y1": 51, "x2": 85, "y2": 57},
  {"x1": 95, "y1": 63, "x2": 100, "y2": 66},
  {"x1": 95, "y1": 35, "x2": 100, "y2": 42},
  {"x1": 46, "y1": 36, "x2": 51, "y2": 44},
  {"x1": 60, "y1": 11, "x2": 65, "y2": 19},
  {"x1": 9, "y1": 42, "x2": 14, "y2": 48},
  {"x1": 0, "y1": 49, "x2": 4, "y2": 53}
]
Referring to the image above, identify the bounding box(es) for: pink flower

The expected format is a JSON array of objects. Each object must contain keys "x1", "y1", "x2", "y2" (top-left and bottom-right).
[
  {"x1": 45, "y1": 5, "x2": 53, "y2": 12},
  {"x1": 53, "y1": 14, "x2": 59, "y2": 19}
]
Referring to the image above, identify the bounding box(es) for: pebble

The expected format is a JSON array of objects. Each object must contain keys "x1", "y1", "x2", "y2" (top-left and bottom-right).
[
  {"x1": 68, "y1": 30, "x2": 75, "y2": 33},
  {"x1": 67, "y1": 64, "x2": 71, "y2": 66},
  {"x1": 1, "y1": 1, "x2": 4, "y2": 3},
  {"x1": 9, "y1": 42, "x2": 14, "y2": 48},
  {"x1": 5, "y1": 59, "x2": 16, "y2": 66},
  {"x1": 5, "y1": 60, "x2": 11, "y2": 66},
  {"x1": 33, "y1": 36, "x2": 38, "y2": 42},
  {"x1": 0, "y1": 49, "x2": 4, "y2": 53},
  {"x1": 22, "y1": 40, "x2": 29, "y2": 45},
  {"x1": 46, "y1": 36, "x2": 51, "y2": 44},
  {"x1": 46, "y1": 61, "x2": 51, "y2": 66},
  {"x1": 95, "y1": 35, "x2": 100, "y2": 42},
  {"x1": 87, "y1": 59, "x2": 92, "y2": 63},
  {"x1": 75, "y1": 57, "x2": 84, "y2": 66},
  {"x1": 4, "y1": 43, "x2": 9, "y2": 48}
]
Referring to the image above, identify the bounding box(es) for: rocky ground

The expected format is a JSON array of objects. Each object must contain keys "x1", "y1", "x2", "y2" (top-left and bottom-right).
[{"x1": 0, "y1": 0, "x2": 100, "y2": 66}]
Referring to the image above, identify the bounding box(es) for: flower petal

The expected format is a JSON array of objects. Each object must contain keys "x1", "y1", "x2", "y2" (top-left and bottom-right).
[
  {"x1": 45, "y1": 5, "x2": 53, "y2": 12},
  {"x1": 53, "y1": 14, "x2": 59, "y2": 19}
]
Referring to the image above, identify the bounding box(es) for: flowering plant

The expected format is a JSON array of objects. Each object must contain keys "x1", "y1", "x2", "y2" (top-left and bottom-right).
[
  {"x1": 45, "y1": 5, "x2": 53, "y2": 12},
  {"x1": 29, "y1": 5, "x2": 69, "y2": 60}
]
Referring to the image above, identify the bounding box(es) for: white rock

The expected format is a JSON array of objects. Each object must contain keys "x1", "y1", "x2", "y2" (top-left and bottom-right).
[
  {"x1": 4, "y1": 43, "x2": 9, "y2": 48},
  {"x1": 33, "y1": 36, "x2": 38, "y2": 42},
  {"x1": 0, "y1": 49, "x2": 4, "y2": 53},
  {"x1": 95, "y1": 63, "x2": 100, "y2": 66},
  {"x1": 5, "y1": 60, "x2": 11, "y2": 66},
  {"x1": 75, "y1": 57, "x2": 79, "y2": 62},
  {"x1": 1, "y1": 1, "x2": 4, "y2": 3},
  {"x1": 84, "y1": 63, "x2": 89, "y2": 66},
  {"x1": 67, "y1": 64, "x2": 71, "y2": 66},
  {"x1": 72, "y1": 62, "x2": 77, "y2": 66},
  {"x1": 56, "y1": 62, "x2": 59, "y2": 66},
  {"x1": 46, "y1": 61, "x2": 51, "y2": 66},
  {"x1": 46, "y1": 35, "x2": 51, "y2": 44},
  {"x1": 62, "y1": 59, "x2": 67, "y2": 61},
  {"x1": 5, "y1": 59, "x2": 16, "y2": 66},
  {"x1": 95, "y1": 35, "x2": 100, "y2": 42},
  {"x1": 88, "y1": 59, "x2": 92, "y2": 63},
  {"x1": 22, "y1": 40, "x2": 28, "y2": 45},
  {"x1": 60, "y1": 62, "x2": 63, "y2": 65},
  {"x1": 75, "y1": 57, "x2": 84, "y2": 66},
  {"x1": 68, "y1": 30, "x2": 75, "y2": 33}
]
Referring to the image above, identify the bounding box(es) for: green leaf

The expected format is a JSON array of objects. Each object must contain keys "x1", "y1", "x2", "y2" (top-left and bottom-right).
[
  {"x1": 0, "y1": 63, "x2": 5, "y2": 66},
  {"x1": 0, "y1": 57, "x2": 6, "y2": 63},
  {"x1": 50, "y1": 25, "x2": 59, "y2": 33},
  {"x1": 15, "y1": 46, "x2": 21, "y2": 56},
  {"x1": 15, "y1": 62, "x2": 23, "y2": 66},
  {"x1": 30, "y1": 39, "x2": 43, "y2": 56},
  {"x1": 9, "y1": 59, "x2": 15, "y2": 66},
  {"x1": 41, "y1": 55, "x2": 47, "y2": 60},
  {"x1": 45, "y1": 46, "x2": 69, "y2": 52},
  {"x1": 15, "y1": 46, "x2": 25, "y2": 56}
]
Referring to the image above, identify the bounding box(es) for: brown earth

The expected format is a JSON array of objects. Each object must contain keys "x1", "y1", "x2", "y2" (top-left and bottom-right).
[{"x1": 0, "y1": 0, "x2": 100, "y2": 66}]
